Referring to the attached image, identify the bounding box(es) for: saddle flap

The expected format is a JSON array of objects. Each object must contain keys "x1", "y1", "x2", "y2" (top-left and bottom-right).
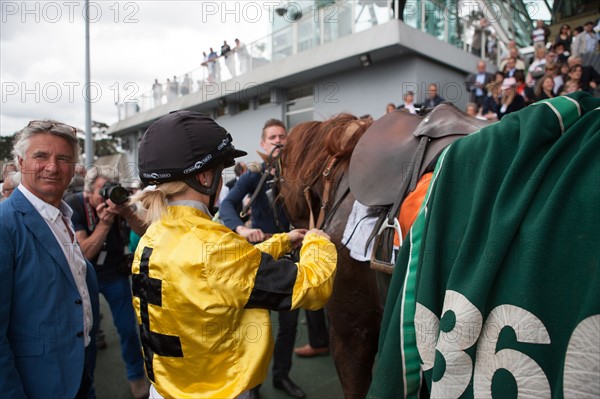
[
  {"x1": 413, "y1": 102, "x2": 491, "y2": 139},
  {"x1": 349, "y1": 111, "x2": 422, "y2": 207}
]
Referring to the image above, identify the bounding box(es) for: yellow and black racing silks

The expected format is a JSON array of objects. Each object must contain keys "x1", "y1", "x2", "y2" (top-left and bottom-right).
[{"x1": 131, "y1": 205, "x2": 337, "y2": 398}]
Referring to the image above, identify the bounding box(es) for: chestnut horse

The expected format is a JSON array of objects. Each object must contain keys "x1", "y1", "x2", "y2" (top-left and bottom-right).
[
  {"x1": 277, "y1": 114, "x2": 382, "y2": 399},
  {"x1": 277, "y1": 106, "x2": 492, "y2": 398}
]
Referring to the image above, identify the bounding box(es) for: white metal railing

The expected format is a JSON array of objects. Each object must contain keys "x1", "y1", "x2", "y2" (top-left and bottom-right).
[
  {"x1": 116, "y1": 1, "x2": 395, "y2": 119},
  {"x1": 116, "y1": 0, "x2": 519, "y2": 120}
]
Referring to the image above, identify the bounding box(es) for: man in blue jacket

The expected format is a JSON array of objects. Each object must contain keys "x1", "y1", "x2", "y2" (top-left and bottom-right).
[{"x1": 0, "y1": 120, "x2": 99, "y2": 399}]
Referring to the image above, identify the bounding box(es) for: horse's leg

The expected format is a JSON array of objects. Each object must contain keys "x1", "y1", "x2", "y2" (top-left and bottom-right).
[{"x1": 326, "y1": 196, "x2": 383, "y2": 399}]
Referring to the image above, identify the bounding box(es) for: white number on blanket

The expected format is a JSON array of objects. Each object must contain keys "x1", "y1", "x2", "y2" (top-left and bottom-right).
[
  {"x1": 415, "y1": 292, "x2": 600, "y2": 397},
  {"x1": 563, "y1": 315, "x2": 600, "y2": 397},
  {"x1": 473, "y1": 305, "x2": 551, "y2": 397},
  {"x1": 415, "y1": 302, "x2": 439, "y2": 371},
  {"x1": 430, "y1": 291, "x2": 482, "y2": 398}
]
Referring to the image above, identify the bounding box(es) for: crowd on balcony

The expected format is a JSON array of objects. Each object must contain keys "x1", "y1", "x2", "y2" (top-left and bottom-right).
[
  {"x1": 148, "y1": 38, "x2": 251, "y2": 108},
  {"x1": 141, "y1": 15, "x2": 599, "y2": 120},
  {"x1": 201, "y1": 38, "x2": 251, "y2": 83},
  {"x1": 391, "y1": 17, "x2": 599, "y2": 121}
]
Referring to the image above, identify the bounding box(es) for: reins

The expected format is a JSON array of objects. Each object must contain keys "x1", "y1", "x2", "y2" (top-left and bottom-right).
[{"x1": 239, "y1": 145, "x2": 283, "y2": 220}]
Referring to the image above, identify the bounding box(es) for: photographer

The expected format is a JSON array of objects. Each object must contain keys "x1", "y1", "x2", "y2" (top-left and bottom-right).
[{"x1": 64, "y1": 167, "x2": 149, "y2": 399}]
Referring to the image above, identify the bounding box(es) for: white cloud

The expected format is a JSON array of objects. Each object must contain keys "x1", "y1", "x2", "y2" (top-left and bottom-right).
[{"x1": 1, "y1": 0, "x2": 276, "y2": 136}]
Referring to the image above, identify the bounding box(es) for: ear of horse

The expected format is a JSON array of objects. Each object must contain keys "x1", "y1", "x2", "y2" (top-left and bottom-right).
[
  {"x1": 256, "y1": 151, "x2": 269, "y2": 164},
  {"x1": 338, "y1": 121, "x2": 361, "y2": 150}
]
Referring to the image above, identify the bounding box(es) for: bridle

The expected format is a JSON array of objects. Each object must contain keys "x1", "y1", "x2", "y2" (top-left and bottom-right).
[
  {"x1": 301, "y1": 155, "x2": 346, "y2": 230},
  {"x1": 239, "y1": 144, "x2": 287, "y2": 232},
  {"x1": 279, "y1": 121, "x2": 362, "y2": 231}
]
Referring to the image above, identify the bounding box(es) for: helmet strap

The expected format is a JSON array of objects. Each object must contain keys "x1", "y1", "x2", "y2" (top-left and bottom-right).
[{"x1": 184, "y1": 163, "x2": 224, "y2": 211}]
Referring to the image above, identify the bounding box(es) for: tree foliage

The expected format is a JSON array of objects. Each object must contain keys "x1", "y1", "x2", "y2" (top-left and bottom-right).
[
  {"x1": 0, "y1": 135, "x2": 15, "y2": 161},
  {"x1": 89, "y1": 120, "x2": 120, "y2": 157}
]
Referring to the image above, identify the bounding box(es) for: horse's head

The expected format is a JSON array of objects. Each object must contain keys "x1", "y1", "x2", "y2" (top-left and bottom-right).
[
  {"x1": 278, "y1": 114, "x2": 371, "y2": 229},
  {"x1": 275, "y1": 120, "x2": 322, "y2": 229}
]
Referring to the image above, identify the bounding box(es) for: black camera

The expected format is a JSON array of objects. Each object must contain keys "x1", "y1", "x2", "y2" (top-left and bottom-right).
[{"x1": 100, "y1": 182, "x2": 131, "y2": 205}]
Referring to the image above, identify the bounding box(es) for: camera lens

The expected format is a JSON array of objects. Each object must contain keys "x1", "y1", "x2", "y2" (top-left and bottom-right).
[{"x1": 109, "y1": 186, "x2": 131, "y2": 205}]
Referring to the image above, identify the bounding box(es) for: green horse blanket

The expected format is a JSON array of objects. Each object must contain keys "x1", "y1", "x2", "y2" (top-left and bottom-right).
[{"x1": 368, "y1": 93, "x2": 600, "y2": 398}]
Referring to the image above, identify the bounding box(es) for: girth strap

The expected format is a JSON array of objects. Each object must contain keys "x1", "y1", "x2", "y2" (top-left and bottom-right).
[
  {"x1": 388, "y1": 136, "x2": 429, "y2": 229},
  {"x1": 369, "y1": 135, "x2": 429, "y2": 255}
]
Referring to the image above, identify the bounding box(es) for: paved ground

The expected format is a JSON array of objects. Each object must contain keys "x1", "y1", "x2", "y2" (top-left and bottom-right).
[{"x1": 94, "y1": 296, "x2": 344, "y2": 398}]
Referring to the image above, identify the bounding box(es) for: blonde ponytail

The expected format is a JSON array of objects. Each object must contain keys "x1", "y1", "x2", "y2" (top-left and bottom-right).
[{"x1": 130, "y1": 181, "x2": 189, "y2": 225}]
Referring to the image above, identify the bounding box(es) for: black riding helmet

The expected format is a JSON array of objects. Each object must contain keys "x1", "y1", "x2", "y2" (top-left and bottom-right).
[{"x1": 138, "y1": 110, "x2": 246, "y2": 198}]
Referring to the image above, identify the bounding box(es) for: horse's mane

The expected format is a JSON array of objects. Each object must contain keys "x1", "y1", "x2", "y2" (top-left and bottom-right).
[{"x1": 282, "y1": 113, "x2": 371, "y2": 186}]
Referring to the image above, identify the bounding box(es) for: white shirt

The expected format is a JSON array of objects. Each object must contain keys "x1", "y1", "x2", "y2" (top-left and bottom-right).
[
  {"x1": 17, "y1": 184, "x2": 94, "y2": 347},
  {"x1": 553, "y1": 75, "x2": 564, "y2": 95},
  {"x1": 217, "y1": 185, "x2": 230, "y2": 208},
  {"x1": 475, "y1": 73, "x2": 486, "y2": 97},
  {"x1": 404, "y1": 102, "x2": 417, "y2": 114},
  {"x1": 526, "y1": 57, "x2": 547, "y2": 86},
  {"x1": 583, "y1": 32, "x2": 598, "y2": 54},
  {"x1": 532, "y1": 27, "x2": 546, "y2": 43}
]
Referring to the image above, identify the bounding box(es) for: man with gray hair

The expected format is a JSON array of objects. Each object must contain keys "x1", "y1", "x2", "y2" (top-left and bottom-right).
[
  {"x1": 0, "y1": 120, "x2": 100, "y2": 398},
  {"x1": 1, "y1": 171, "x2": 20, "y2": 200},
  {"x1": 65, "y1": 166, "x2": 150, "y2": 399},
  {"x1": 65, "y1": 163, "x2": 87, "y2": 196}
]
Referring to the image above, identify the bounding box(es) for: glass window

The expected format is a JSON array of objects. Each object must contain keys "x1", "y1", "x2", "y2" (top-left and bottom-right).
[
  {"x1": 287, "y1": 110, "x2": 314, "y2": 128},
  {"x1": 324, "y1": 1, "x2": 353, "y2": 42},
  {"x1": 286, "y1": 95, "x2": 314, "y2": 128},
  {"x1": 298, "y1": 15, "x2": 320, "y2": 52},
  {"x1": 273, "y1": 26, "x2": 294, "y2": 61}
]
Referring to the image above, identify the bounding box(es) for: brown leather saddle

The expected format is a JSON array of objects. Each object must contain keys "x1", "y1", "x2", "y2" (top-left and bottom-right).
[
  {"x1": 349, "y1": 103, "x2": 492, "y2": 275},
  {"x1": 350, "y1": 103, "x2": 491, "y2": 207}
]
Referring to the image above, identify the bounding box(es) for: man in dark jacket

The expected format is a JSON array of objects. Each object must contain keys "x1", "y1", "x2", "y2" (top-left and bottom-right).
[
  {"x1": 423, "y1": 83, "x2": 445, "y2": 109},
  {"x1": 465, "y1": 60, "x2": 495, "y2": 108},
  {"x1": 220, "y1": 119, "x2": 307, "y2": 399}
]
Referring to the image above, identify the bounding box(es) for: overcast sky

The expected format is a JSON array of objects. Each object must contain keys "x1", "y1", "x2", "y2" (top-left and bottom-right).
[
  {"x1": 0, "y1": 0, "x2": 285, "y2": 136},
  {"x1": 1, "y1": 0, "x2": 553, "y2": 137}
]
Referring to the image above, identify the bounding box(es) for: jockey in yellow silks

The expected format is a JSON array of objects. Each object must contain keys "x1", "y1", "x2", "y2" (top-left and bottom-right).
[{"x1": 131, "y1": 111, "x2": 337, "y2": 399}]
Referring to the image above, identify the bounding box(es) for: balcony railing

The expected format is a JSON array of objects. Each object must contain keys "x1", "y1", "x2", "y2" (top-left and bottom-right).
[{"x1": 116, "y1": 0, "x2": 525, "y2": 120}]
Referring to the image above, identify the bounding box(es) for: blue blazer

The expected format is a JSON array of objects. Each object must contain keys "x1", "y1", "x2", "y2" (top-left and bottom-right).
[
  {"x1": 219, "y1": 166, "x2": 289, "y2": 234},
  {"x1": 0, "y1": 189, "x2": 99, "y2": 399}
]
